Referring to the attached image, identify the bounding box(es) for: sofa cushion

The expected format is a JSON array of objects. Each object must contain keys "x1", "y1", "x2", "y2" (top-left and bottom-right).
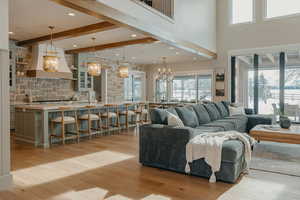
[
  {"x1": 192, "y1": 104, "x2": 211, "y2": 124},
  {"x1": 201, "y1": 121, "x2": 235, "y2": 131},
  {"x1": 204, "y1": 104, "x2": 222, "y2": 121},
  {"x1": 195, "y1": 126, "x2": 224, "y2": 133},
  {"x1": 150, "y1": 108, "x2": 178, "y2": 125},
  {"x1": 217, "y1": 116, "x2": 248, "y2": 132},
  {"x1": 221, "y1": 140, "x2": 244, "y2": 163},
  {"x1": 214, "y1": 102, "x2": 229, "y2": 118},
  {"x1": 175, "y1": 106, "x2": 199, "y2": 128}
]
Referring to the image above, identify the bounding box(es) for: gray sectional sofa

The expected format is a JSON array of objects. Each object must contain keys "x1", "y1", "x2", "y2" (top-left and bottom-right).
[{"x1": 139, "y1": 101, "x2": 272, "y2": 183}]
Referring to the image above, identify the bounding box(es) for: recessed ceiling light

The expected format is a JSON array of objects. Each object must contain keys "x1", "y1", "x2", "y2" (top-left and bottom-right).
[
  {"x1": 175, "y1": 52, "x2": 180, "y2": 55},
  {"x1": 169, "y1": 47, "x2": 175, "y2": 50},
  {"x1": 132, "y1": 57, "x2": 136, "y2": 59},
  {"x1": 68, "y1": 12, "x2": 76, "y2": 16},
  {"x1": 9, "y1": 31, "x2": 14, "y2": 35},
  {"x1": 193, "y1": 57, "x2": 197, "y2": 60},
  {"x1": 131, "y1": 34, "x2": 137, "y2": 38},
  {"x1": 73, "y1": 44, "x2": 77, "y2": 48},
  {"x1": 115, "y1": 53, "x2": 120, "y2": 56}
]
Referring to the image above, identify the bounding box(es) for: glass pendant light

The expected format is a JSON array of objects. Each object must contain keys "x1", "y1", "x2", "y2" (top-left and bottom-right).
[
  {"x1": 43, "y1": 26, "x2": 59, "y2": 72},
  {"x1": 87, "y1": 37, "x2": 101, "y2": 76},
  {"x1": 118, "y1": 47, "x2": 129, "y2": 78}
]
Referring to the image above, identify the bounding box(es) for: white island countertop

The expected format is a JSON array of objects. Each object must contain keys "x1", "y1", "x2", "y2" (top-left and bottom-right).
[{"x1": 14, "y1": 101, "x2": 148, "y2": 111}]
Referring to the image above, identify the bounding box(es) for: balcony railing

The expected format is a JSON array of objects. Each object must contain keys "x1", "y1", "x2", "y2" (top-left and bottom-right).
[{"x1": 139, "y1": 0, "x2": 174, "y2": 19}]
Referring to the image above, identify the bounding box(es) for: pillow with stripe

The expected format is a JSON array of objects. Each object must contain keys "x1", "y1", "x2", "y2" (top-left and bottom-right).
[{"x1": 167, "y1": 112, "x2": 185, "y2": 128}]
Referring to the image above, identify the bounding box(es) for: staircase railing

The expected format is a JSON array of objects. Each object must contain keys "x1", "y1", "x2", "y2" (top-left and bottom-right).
[{"x1": 139, "y1": 0, "x2": 174, "y2": 19}]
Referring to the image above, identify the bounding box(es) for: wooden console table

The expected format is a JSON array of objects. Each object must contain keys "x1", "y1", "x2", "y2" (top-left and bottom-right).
[{"x1": 250, "y1": 125, "x2": 300, "y2": 144}]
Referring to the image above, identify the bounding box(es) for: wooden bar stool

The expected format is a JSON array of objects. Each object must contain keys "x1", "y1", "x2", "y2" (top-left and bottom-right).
[
  {"x1": 50, "y1": 107, "x2": 80, "y2": 146},
  {"x1": 101, "y1": 104, "x2": 120, "y2": 134},
  {"x1": 78, "y1": 105, "x2": 101, "y2": 139},
  {"x1": 135, "y1": 103, "x2": 149, "y2": 124},
  {"x1": 119, "y1": 103, "x2": 137, "y2": 129}
]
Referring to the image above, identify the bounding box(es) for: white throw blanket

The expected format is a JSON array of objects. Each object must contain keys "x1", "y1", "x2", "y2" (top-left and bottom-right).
[{"x1": 185, "y1": 131, "x2": 255, "y2": 183}]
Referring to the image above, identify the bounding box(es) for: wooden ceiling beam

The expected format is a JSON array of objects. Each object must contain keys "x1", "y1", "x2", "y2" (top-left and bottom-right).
[
  {"x1": 65, "y1": 37, "x2": 157, "y2": 54},
  {"x1": 17, "y1": 21, "x2": 118, "y2": 46}
]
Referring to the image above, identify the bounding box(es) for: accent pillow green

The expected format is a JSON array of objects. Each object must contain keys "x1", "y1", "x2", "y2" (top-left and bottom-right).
[
  {"x1": 192, "y1": 104, "x2": 211, "y2": 124},
  {"x1": 175, "y1": 106, "x2": 199, "y2": 128}
]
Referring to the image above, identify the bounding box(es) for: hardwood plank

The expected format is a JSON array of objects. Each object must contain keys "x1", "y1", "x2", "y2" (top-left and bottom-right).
[
  {"x1": 65, "y1": 37, "x2": 157, "y2": 54},
  {"x1": 17, "y1": 21, "x2": 118, "y2": 46}
]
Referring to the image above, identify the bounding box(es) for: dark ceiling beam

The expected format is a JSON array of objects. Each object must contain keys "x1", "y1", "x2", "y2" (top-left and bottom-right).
[
  {"x1": 17, "y1": 21, "x2": 118, "y2": 46},
  {"x1": 65, "y1": 37, "x2": 157, "y2": 54}
]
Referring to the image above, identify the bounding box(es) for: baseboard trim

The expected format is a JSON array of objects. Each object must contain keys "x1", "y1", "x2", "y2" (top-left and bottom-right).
[{"x1": 0, "y1": 174, "x2": 13, "y2": 191}]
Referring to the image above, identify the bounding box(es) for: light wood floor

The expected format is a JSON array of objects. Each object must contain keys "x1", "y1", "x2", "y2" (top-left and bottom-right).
[{"x1": 1, "y1": 128, "x2": 300, "y2": 200}]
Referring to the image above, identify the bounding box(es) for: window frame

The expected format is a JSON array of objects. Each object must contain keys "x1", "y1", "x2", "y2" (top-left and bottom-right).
[
  {"x1": 124, "y1": 71, "x2": 146, "y2": 102},
  {"x1": 154, "y1": 70, "x2": 214, "y2": 102},
  {"x1": 263, "y1": 0, "x2": 300, "y2": 21},
  {"x1": 229, "y1": 0, "x2": 256, "y2": 26}
]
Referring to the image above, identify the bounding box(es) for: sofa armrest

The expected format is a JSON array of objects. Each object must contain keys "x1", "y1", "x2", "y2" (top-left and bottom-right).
[
  {"x1": 246, "y1": 115, "x2": 272, "y2": 132},
  {"x1": 139, "y1": 124, "x2": 195, "y2": 145},
  {"x1": 139, "y1": 124, "x2": 196, "y2": 170}
]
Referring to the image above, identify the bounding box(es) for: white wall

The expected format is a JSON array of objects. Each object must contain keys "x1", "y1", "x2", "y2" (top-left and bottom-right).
[
  {"x1": 95, "y1": 0, "x2": 216, "y2": 53},
  {"x1": 175, "y1": 0, "x2": 300, "y2": 101},
  {"x1": 0, "y1": 0, "x2": 12, "y2": 191}
]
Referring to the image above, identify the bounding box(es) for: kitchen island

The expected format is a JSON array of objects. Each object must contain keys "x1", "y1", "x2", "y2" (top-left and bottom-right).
[{"x1": 15, "y1": 102, "x2": 147, "y2": 148}]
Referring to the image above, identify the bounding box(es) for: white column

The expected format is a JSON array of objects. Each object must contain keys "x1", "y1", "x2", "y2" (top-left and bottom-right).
[{"x1": 0, "y1": 0, "x2": 12, "y2": 191}]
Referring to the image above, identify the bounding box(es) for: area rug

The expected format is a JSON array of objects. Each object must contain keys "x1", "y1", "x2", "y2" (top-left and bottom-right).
[{"x1": 250, "y1": 141, "x2": 300, "y2": 177}]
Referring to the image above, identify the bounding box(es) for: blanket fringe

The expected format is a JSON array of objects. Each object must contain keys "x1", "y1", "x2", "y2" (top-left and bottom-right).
[{"x1": 185, "y1": 163, "x2": 191, "y2": 173}]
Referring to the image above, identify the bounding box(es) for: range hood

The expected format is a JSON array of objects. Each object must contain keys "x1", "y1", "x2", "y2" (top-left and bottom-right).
[{"x1": 27, "y1": 44, "x2": 73, "y2": 79}]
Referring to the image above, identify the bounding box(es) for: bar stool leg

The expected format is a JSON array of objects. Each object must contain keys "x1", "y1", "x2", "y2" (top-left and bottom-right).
[
  {"x1": 75, "y1": 114, "x2": 80, "y2": 143},
  {"x1": 50, "y1": 121, "x2": 54, "y2": 147},
  {"x1": 61, "y1": 122, "x2": 65, "y2": 145}
]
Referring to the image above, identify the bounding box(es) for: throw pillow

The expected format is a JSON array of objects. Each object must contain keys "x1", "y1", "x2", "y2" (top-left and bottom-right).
[
  {"x1": 192, "y1": 104, "x2": 211, "y2": 124},
  {"x1": 229, "y1": 106, "x2": 245, "y2": 116},
  {"x1": 214, "y1": 102, "x2": 229, "y2": 117},
  {"x1": 167, "y1": 112, "x2": 184, "y2": 127},
  {"x1": 204, "y1": 103, "x2": 222, "y2": 121},
  {"x1": 150, "y1": 108, "x2": 178, "y2": 124},
  {"x1": 175, "y1": 106, "x2": 199, "y2": 128}
]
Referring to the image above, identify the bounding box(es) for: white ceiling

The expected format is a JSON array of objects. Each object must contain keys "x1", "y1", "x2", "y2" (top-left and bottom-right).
[
  {"x1": 9, "y1": 0, "x2": 208, "y2": 65},
  {"x1": 9, "y1": 0, "x2": 102, "y2": 41}
]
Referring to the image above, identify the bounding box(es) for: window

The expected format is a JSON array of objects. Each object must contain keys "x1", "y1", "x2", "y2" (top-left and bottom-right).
[
  {"x1": 155, "y1": 74, "x2": 213, "y2": 102},
  {"x1": 124, "y1": 72, "x2": 145, "y2": 101},
  {"x1": 231, "y1": 0, "x2": 254, "y2": 24},
  {"x1": 172, "y1": 76, "x2": 197, "y2": 102},
  {"x1": 266, "y1": 0, "x2": 300, "y2": 19},
  {"x1": 197, "y1": 75, "x2": 212, "y2": 101},
  {"x1": 155, "y1": 79, "x2": 167, "y2": 102}
]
